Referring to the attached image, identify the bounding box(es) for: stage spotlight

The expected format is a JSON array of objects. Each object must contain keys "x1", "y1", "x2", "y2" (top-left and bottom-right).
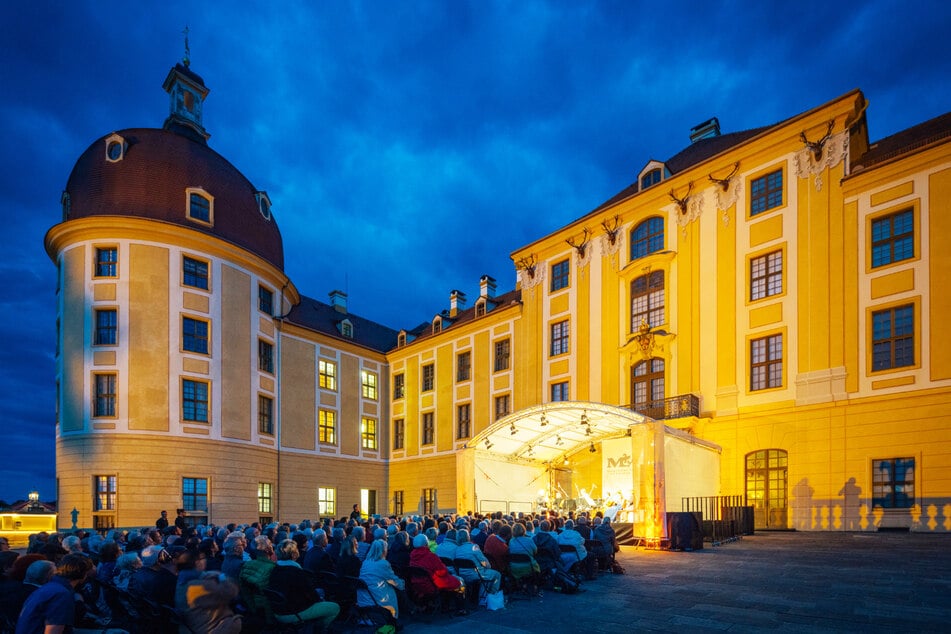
[
  {"x1": 589, "y1": 443, "x2": 596, "y2": 453},
  {"x1": 510, "y1": 423, "x2": 517, "y2": 435},
  {"x1": 580, "y1": 411, "x2": 589, "y2": 426},
  {"x1": 539, "y1": 413, "x2": 548, "y2": 427},
  {"x1": 555, "y1": 435, "x2": 564, "y2": 446},
  {"x1": 485, "y1": 439, "x2": 494, "y2": 450},
  {"x1": 584, "y1": 426, "x2": 592, "y2": 436}
]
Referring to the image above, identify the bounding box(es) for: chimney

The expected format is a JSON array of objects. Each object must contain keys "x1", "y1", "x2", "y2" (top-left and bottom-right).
[
  {"x1": 689, "y1": 117, "x2": 720, "y2": 143},
  {"x1": 329, "y1": 290, "x2": 348, "y2": 314},
  {"x1": 449, "y1": 290, "x2": 467, "y2": 318},
  {"x1": 479, "y1": 275, "x2": 496, "y2": 299}
]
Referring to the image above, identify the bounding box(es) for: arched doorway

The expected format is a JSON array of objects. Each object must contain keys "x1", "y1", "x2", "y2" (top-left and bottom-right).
[
  {"x1": 631, "y1": 358, "x2": 665, "y2": 419},
  {"x1": 746, "y1": 449, "x2": 788, "y2": 529}
]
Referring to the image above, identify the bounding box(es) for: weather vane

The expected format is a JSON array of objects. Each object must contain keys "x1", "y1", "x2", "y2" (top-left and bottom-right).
[{"x1": 182, "y1": 26, "x2": 191, "y2": 67}]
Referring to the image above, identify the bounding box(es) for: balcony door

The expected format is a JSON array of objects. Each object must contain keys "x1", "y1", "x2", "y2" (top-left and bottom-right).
[
  {"x1": 746, "y1": 449, "x2": 788, "y2": 529},
  {"x1": 631, "y1": 358, "x2": 665, "y2": 419}
]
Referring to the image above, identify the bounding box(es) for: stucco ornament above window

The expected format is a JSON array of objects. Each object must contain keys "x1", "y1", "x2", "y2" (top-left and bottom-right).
[
  {"x1": 793, "y1": 128, "x2": 848, "y2": 191},
  {"x1": 516, "y1": 254, "x2": 544, "y2": 292},
  {"x1": 708, "y1": 162, "x2": 742, "y2": 225}
]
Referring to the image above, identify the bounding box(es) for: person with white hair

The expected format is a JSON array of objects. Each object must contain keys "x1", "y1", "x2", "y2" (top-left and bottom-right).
[
  {"x1": 454, "y1": 529, "x2": 502, "y2": 594},
  {"x1": 358, "y1": 540, "x2": 404, "y2": 622}
]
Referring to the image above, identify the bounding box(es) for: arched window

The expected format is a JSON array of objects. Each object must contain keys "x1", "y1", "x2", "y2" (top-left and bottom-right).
[
  {"x1": 631, "y1": 217, "x2": 664, "y2": 260},
  {"x1": 631, "y1": 270, "x2": 664, "y2": 331}
]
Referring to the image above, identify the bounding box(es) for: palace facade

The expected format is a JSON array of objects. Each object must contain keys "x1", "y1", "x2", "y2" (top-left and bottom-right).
[{"x1": 47, "y1": 60, "x2": 951, "y2": 532}]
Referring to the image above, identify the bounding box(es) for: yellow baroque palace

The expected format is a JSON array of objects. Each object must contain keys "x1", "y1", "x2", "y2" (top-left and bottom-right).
[{"x1": 46, "y1": 61, "x2": 951, "y2": 532}]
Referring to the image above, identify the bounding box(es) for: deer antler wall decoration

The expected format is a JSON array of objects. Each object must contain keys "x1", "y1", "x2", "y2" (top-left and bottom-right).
[
  {"x1": 800, "y1": 120, "x2": 835, "y2": 161},
  {"x1": 566, "y1": 228, "x2": 591, "y2": 258},
  {"x1": 515, "y1": 254, "x2": 537, "y2": 279},
  {"x1": 668, "y1": 182, "x2": 693, "y2": 215},
  {"x1": 601, "y1": 215, "x2": 621, "y2": 245},
  {"x1": 708, "y1": 162, "x2": 740, "y2": 191}
]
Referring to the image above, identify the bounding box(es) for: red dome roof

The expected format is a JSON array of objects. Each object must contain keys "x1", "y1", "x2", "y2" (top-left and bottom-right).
[{"x1": 63, "y1": 127, "x2": 284, "y2": 270}]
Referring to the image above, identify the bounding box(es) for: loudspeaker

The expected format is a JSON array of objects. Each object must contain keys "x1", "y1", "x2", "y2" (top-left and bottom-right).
[{"x1": 666, "y1": 512, "x2": 703, "y2": 550}]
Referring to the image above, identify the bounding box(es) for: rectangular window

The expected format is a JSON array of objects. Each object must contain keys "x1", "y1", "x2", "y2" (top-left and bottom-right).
[
  {"x1": 750, "y1": 168, "x2": 783, "y2": 216},
  {"x1": 457, "y1": 351, "x2": 471, "y2": 382},
  {"x1": 94, "y1": 475, "x2": 116, "y2": 511},
  {"x1": 750, "y1": 333, "x2": 783, "y2": 391},
  {"x1": 317, "y1": 487, "x2": 336, "y2": 517},
  {"x1": 258, "y1": 340, "x2": 274, "y2": 374},
  {"x1": 495, "y1": 394, "x2": 510, "y2": 421},
  {"x1": 94, "y1": 373, "x2": 117, "y2": 418},
  {"x1": 551, "y1": 381, "x2": 569, "y2": 402},
  {"x1": 872, "y1": 458, "x2": 915, "y2": 509},
  {"x1": 258, "y1": 285, "x2": 273, "y2": 314},
  {"x1": 189, "y1": 193, "x2": 211, "y2": 222},
  {"x1": 550, "y1": 320, "x2": 569, "y2": 356},
  {"x1": 361, "y1": 417, "x2": 378, "y2": 449},
  {"x1": 183, "y1": 317, "x2": 209, "y2": 354},
  {"x1": 258, "y1": 395, "x2": 273, "y2": 435},
  {"x1": 550, "y1": 259, "x2": 570, "y2": 292},
  {"x1": 393, "y1": 373, "x2": 405, "y2": 399},
  {"x1": 494, "y1": 339, "x2": 510, "y2": 372},
  {"x1": 258, "y1": 482, "x2": 272, "y2": 515},
  {"x1": 361, "y1": 370, "x2": 378, "y2": 400},
  {"x1": 182, "y1": 477, "x2": 208, "y2": 525},
  {"x1": 393, "y1": 490, "x2": 404, "y2": 516},
  {"x1": 631, "y1": 271, "x2": 665, "y2": 330},
  {"x1": 393, "y1": 419, "x2": 405, "y2": 450},
  {"x1": 457, "y1": 403, "x2": 471, "y2": 439},
  {"x1": 95, "y1": 247, "x2": 118, "y2": 278},
  {"x1": 422, "y1": 488, "x2": 436, "y2": 515},
  {"x1": 422, "y1": 364, "x2": 435, "y2": 392},
  {"x1": 318, "y1": 410, "x2": 336, "y2": 445},
  {"x1": 94, "y1": 309, "x2": 117, "y2": 345},
  {"x1": 318, "y1": 360, "x2": 337, "y2": 391},
  {"x1": 422, "y1": 412, "x2": 435, "y2": 445},
  {"x1": 183, "y1": 379, "x2": 210, "y2": 423},
  {"x1": 750, "y1": 250, "x2": 783, "y2": 301},
  {"x1": 183, "y1": 256, "x2": 209, "y2": 290},
  {"x1": 871, "y1": 209, "x2": 914, "y2": 268},
  {"x1": 872, "y1": 305, "x2": 914, "y2": 371}
]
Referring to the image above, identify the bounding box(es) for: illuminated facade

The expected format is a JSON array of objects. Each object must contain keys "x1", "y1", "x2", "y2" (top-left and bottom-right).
[{"x1": 49, "y1": 62, "x2": 951, "y2": 531}]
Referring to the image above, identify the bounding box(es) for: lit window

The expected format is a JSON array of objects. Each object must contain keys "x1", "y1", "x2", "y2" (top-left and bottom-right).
[
  {"x1": 422, "y1": 412, "x2": 435, "y2": 445},
  {"x1": 258, "y1": 395, "x2": 273, "y2": 435},
  {"x1": 495, "y1": 394, "x2": 510, "y2": 421},
  {"x1": 318, "y1": 410, "x2": 336, "y2": 445},
  {"x1": 871, "y1": 209, "x2": 914, "y2": 268},
  {"x1": 551, "y1": 259, "x2": 570, "y2": 292},
  {"x1": 750, "y1": 251, "x2": 783, "y2": 301},
  {"x1": 457, "y1": 351, "x2": 471, "y2": 382},
  {"x1": 550, "y1": 320, "x2": 569, "y2": 356},
  {"x1": 258, "y1": 340, "x2": 274, "y2": 374},
  {"x1": 393, "y1": 490, "x2": 404, "y2": 515},
  {"x1": 457, "y1": 404, "x2": 471, "y2": 439},
  {"x1": 94, "y1": 373, "x2": 117, "y2": 417},
  {"x1": 631, "y1": 270, "x2": 665, "y2": 330},
  {"x1": 422, "y1": 364, "x2": 435, "y2": 392},
  {"x1": 630, "y1": 218, "x2": 664, "y2": 260},
  {"x1": 551, "y1": 382, "x2": 569, "y2": 402},
  {"x1": 393, "y1": 373, "x2": 405, "y2": 400},
  {"x1": 183, "y1": 256, "x2": 209, "y2": 290},
  {"x1": 183, "y1": 317, "x2": 209, "y2": 354},
  {"x1": 317, "y1": 487, "x2": 336, "y2": 517},
  {"x1": 258, "y1": 285, "x2": 273, "y2": 315},
  {"x1": 640, "y1": 168, "x2": 661, "y2": 190},
  {"x1": 318, "y1": 360, "x2": 337, "y2": 391},
  {"x1": 872, "y1": 305, "x2": 914, "y2": 371},
  {"x1": 750, "y1": 334, "x2": 783, "y2": 391},
  {"x1": 258, "y1": 482, "x2": 272, "y2": 515},
  {"x1": 94, "y1": 309, "x2": 117, "y2": 345},
  {"x1": 494, "y1": 339, "x2": 510, "y2": 372},
  {"x1": 393, "y1": 419, "x2": 405, "y2": 450},
  {"x1": 189, "y1": 192, "x2": 212, "y2": 223},
  {"x1": 94, "y1": 475, "x2": 116, "y2": 511},
  {"x1": 183, "y1": 379, "x2": 209, "y2": 422},
  {"x1": 95, "y1": 247, "x2": 118, "y2": 277},
  {"x1": 182, "y1": 477, "x2": 208, "y2": 525},
  {"x1": 750, "y1": 169, "x2": 783, "y2": 216},
  {"x1": 361, "y1": 370, "x2": 378, "y2": 400},
  {"x1": 872, "y1": 458, "x2": 915, "y2": 509},
  {"x1": 361, "y1": 417, "x2": 378, "y2": 449}
]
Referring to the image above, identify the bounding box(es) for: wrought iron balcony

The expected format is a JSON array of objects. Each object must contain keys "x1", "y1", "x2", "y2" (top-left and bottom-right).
[{"x1": 628, "y1": 394, "x2": 700, "y2": 420}]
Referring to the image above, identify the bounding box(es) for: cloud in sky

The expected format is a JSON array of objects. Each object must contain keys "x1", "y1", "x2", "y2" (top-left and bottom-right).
[{"x1": 0, "y1": 0, "x2": 949, "y2": 502}]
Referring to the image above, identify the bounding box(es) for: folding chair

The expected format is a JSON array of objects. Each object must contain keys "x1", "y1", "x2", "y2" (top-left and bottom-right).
[
  {"x1": 453, "y1": 558, "x2": 492, "y2": 607},
  {"x1": 507, "y1": 552, "x2": 542, "y2": 598},
  {"x1": 559, "y1": 544, "x2": 584, "y2": 579}
]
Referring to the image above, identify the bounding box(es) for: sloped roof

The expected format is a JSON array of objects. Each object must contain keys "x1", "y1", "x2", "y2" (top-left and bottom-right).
[
  {"x1": 284, "y1": 295, "x2": 401, "y2": 353},
  {"x1": 395, "y1": 288, "x2": 522, "y2": 348},
  {"x1": 855, "y1": 110, "x2": 951, "y2": 169}
]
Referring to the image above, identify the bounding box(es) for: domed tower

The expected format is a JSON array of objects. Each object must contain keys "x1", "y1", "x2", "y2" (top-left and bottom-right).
[{"x1": 46, "y1": 60, "x2": 300, "y2": 529}]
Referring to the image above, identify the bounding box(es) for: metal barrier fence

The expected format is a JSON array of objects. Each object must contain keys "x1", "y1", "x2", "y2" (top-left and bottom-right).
[{"x1": 682, "y1": 495, "x2": 754, "y2": 545}]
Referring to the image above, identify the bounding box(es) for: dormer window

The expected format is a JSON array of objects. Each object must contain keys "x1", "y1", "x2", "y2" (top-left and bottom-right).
[
  {"x1": 638, "y1": 161, "x2": 667, "y2": 191},
  {"x1": 433, "y1": 317, "x2": 442, "y2": 334},
  {"x1": 640, "y1": 168, "x2": 661, "y2": 190},
  {"x1": 340, "y1": 319, "x2": 353, "y2": 338},
  {"x1": 104, "y1": 133, "x2": 126, "y2": 163},
  {"x1": 186, "y1": 188, "x2": 213, "y2": 225},
  {"x1": 475, "y1": 299, "x2": 487, "y2": 317},
  {"x1": 397, "y1": 332, "x2": 407, "y2": 347},
  {"x1": 255, "y1": 192, "x2": 272, "y2": 220}
]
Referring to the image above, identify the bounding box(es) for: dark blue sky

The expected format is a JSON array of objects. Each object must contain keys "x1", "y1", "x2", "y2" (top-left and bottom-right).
[{"x1": 2, "y1": 1, "x2": 949, "y2": 503}]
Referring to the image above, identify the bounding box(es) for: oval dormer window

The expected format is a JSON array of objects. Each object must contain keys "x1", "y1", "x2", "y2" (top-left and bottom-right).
[
  {"x1": 256, "y1": 192, "x2": 272, "y2": 220},
  {"x1": 104, "y1": 133, "x2": 126, "y2": 163}
]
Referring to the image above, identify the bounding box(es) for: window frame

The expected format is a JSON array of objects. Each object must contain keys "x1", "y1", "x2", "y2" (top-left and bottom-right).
[
  {"x1": 550, "y1": 258, "x2": 570, "y2": 292},
  {"x1": 93, "y1": 373, "x2": 117, "y2": 418},
  {"x1": 182, "y1": 255, "x2": 210, "y2": 290},
  {"x1": 457, "y1": 351, "x2": 471, "y2": 382},
  {"x1": 317, "y1": 486, "x2": 336, "y2": 517},
  {"x1": 393, "y1": 418, "x2": 405, "y2": 450},
  {"x1": 94, "y1": 308, "x2": 118, "y2": 346},
  {"x1": 258, "y1": 285, "x2": 274, "y2": 315},
  {"x1": 318, "y1": 360, "x2": 337, "y2": 391},
  {"x1": 95, "y1": 247, "x2": 118, "y2": 278},
  {"x1": 422, "y1": 412, "x2": 435, "y2": 446},
  {"x1": 631, "y1": 270, "x2": 665, "y2": 331},
  {"x1": 182, "y1": 477, "x2": 209, "y2": 525},
  {"x1": 258, "y1": 339, "x2": 274, "y2": 374},
  {"x1": 494, "y1": 339, "x2": 511, "y2": 372},
  {"x1": 393, "y1": 490, "x2": 404, "y2": 516},
  {"x1": 749, "y1": 332, "x2": 784, "y2": 392},
  {"x1": 258, "y1": 482, "x2": 273, "y2": 515},
  {"x1": 550, "y1": 320, "x2": 570, "y2": 357},
  {"x1": 867, "y1": 203, "x2": 919, "y2": 272},
  {"x1": 422, "y1": 364, "x2": 435, "y2": 392},
  {"x1": 869, "y1": 301, "x2": 918, "y2": 374},
  {"x1": 318, "y1": 409, "x2": 337, "y2": 445},
  {"x1": 630, "y1": 217, "x2": 664, "y2": 261},
  {"x1": 182, "y1": 316, "x2": 210, "y2": 355},
  {"x1": 551, "y1": 381, "x2": 569, "y2": 402},
  {"x1": 93, "y1": 474, "x2": 117, "y2": 512},
  {"x1": 495, "y1": 394, "x2": 510, "y2": 421},
  {"x1": 186, "y1": 188, "x2": 214, "y2": 225},
  {"x1": 361, "y1": 416, "x2": 378, "y2": 450},
  {"x1": 748, "y1": 166, "x2": 785, "y2": 218},
  {"x1": 393, "y1": 373, "x2": 405, "y2": 400},
  {"x1": 361, "y1": 370, "x2": 378, "y2": 400},
  {"x1": 258, "y1": 394, "x2": 274, "y2": 435},
  {"x1": 748, "y1": 247, "x2": 785, "y2": 303},
  {"x1": 182, "y1": 378, "x2": 210, "y2": 423},
  {"x1": 457, "y1": 403, "x2": 471, "y2": 440},
  {"x1": 872, "y1": 457, "x2": 915, "y2": 509}
]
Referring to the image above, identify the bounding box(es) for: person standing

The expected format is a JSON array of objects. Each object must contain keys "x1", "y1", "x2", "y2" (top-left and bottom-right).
[
  {"x1": 175, "y1": 509, "x2": 188, "y2": 531},
  {"x1": 349, "y1": 504, "x2": 361, "y2": 521},
  {"x1": 155, "y1": 510, "x2": 169, "y2": 530}
]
